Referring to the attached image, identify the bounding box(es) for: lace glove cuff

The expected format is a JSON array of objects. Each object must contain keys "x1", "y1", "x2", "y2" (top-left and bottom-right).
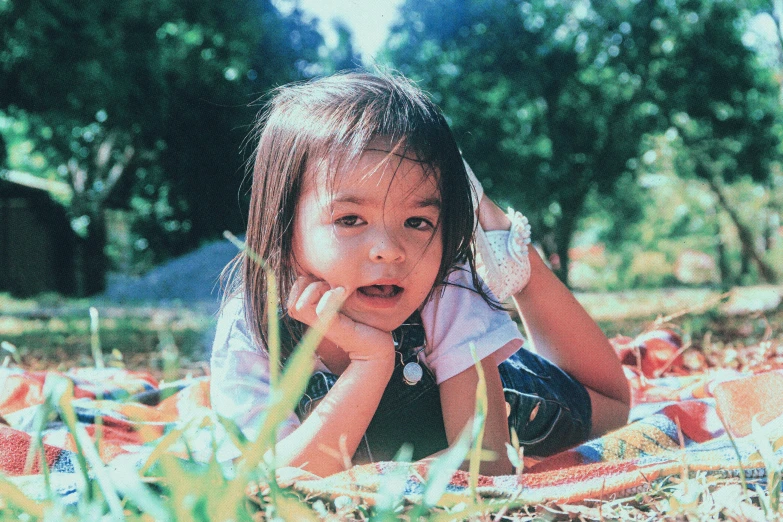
[{"x1": 473, "y1": 208, "x2": 532, "y2": 301}]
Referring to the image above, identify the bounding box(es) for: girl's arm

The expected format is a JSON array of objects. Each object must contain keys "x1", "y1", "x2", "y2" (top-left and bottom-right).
[
  {"x1": 478, "y1": 198, "x2": 631, "y2": 437},
  {"x1": 273, "y1": 276, "x2": 397, "y2": 477},
  {"x1": 273, "y1": 356, "x2": 394, "y2": 476},
  {"x1": 437, "y1": 350, "x2": 514, "y2": 476}
]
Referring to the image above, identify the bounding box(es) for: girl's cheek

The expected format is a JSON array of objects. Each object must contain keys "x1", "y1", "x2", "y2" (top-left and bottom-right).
[{"x1": 296, "y1": 247, "x2": 342, "y2": 285}]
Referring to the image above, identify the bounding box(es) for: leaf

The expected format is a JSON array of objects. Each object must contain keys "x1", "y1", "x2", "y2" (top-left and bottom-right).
[
  {"x1": 56, "y1": 381, "x2": 125, "y2": 519},
  {"x1": 422, "y1": 423, "x2": 473, "y2": 508},
  {"x1": 751, "y1": 416, "x2": 781, "y2": 476},
  {"x1": 0, "y1": 476, "x2": 47, "y2": 517},
  {"x1": 375, "y1": 444, "x2": 413, "y2": 513},
  {"x1": 139, "y1": 422, "x2": 191, "y2": 476},
  {"x1": 505, "y1": 442, "x2": 522, "y2": 470},
  {"x1": 107, "y1": 459, "x2": 172, "y2": 522}
]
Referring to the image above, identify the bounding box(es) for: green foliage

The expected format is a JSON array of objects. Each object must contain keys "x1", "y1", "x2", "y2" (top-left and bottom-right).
[
  {"x1": 574, "y1": 133, "x2": 782, "y2": 290},
  {"x1": 0, "y1": 0, "x2": 326, "y2": 285},
  {"x1": 383, "y1": 0, "x2": 783, "y2": 285},
  {"x1": 0, "y1": 108, "x2": 57, "y2": 181}
]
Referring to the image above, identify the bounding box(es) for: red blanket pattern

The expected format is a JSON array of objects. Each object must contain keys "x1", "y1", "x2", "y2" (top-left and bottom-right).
[{"x1": 0, "y1": 330, "x2": 781, "y2": 507}]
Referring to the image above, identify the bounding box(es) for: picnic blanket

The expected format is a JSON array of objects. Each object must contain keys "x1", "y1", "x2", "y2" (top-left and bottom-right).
[{"x1": 1, "y1": 328, "x2": 782, "y2": 508}]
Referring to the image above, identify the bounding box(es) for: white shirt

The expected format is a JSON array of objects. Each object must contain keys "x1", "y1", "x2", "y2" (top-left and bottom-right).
[{"x1": 209, "y1": 267, "x2": 524, "y2": 448}]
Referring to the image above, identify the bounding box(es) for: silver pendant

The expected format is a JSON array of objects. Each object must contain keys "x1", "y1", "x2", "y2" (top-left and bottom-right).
[{"x1": 403, "y1": 362, "x2": 423, "y2": 385}]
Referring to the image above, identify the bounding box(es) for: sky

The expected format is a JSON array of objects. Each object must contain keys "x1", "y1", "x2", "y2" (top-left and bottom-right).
[
  {"x1": 270, "y1": 1, "x2": 783, "y2": 67},
  {"x1": 272, "y1": 0, "x2": 405, "y2": 62}
]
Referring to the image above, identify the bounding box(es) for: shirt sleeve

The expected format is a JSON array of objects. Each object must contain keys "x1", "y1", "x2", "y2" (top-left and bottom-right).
[
  {"x1": 209, "y1": 297, "x2": 301, "y2": 460},
  {"x1": 421, "y1": 267, "x2": 524, "y2": 384}
]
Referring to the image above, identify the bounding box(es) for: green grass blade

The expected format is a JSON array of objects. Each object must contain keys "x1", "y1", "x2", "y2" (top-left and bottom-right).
[
  {"x1": 266, "y1": 491, "x2": 320, "y2": 521},
  {"x1": 107, "y1": 463, "x2": 172, "y2": 522},
  {"x1": 154, "y1": 454, "x2": 200, "y2": 521},
  {"x1": 89, "y1": 307, "x2": 105, "y2": 369},
  {"x1": 717, "y1": 414, "x2": 749, "y2": 496},
  {"x1": 43, "y1": 374, "x2": 92, "y2": 501},
  {"x1": 214, "y1": 413, "x2": 250, "y2": 449},
  {"x1": 468, "y1": 342, "x2": 487, "y2": 498},
  {"x1": 25, "y1": 397, "x2": 53, "y2": 498},
  {"x1": 263, "y1": 266, "x2": 283, "y2": 517},
  {"x1": 751, "y1": 416, "x2": 779, "y2": 472},
  {"x1": 241, "y1": 294, "x2": 343, "y2": 465},
  {"x1": 751, "y1": 415, "x2": 781, "y2": 512},
  {"x1": 411, "y1": 344, "x2": 490, "y2": 516},
  {"x1": 215, "y1": 262, "x2": 343, "y2": 518},
  {"x1": 222, "y1": 230, "x2": 346, "y2": 520},
  {"x1": 1, "y1": 341, "x2": 22, "y2": 364},
  {"x1": 224, "y1": 230, "x2": 281, "y2": 388},
  {"x1": 373, "y1": 444, "x2": 413, "y2": 516},
  {"x1": 0, "y1": 476, "x2": 47, "y2": 518},
  {"x1": 159, "y1": 329, "x2": 181, "y2": 387},
  {"x1": 138, "y1": 422, "x2": 191, "y2": 476},
  {"x1": 53, "y1": 375, "x2": 124, "y2": 518},
  {"x1": 420, "y1": 423, "x2": 473, "y2": 509}
]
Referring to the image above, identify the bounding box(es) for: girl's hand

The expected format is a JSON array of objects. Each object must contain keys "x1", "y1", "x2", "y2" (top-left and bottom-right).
[{"x1": 287, "y1": 275, "x2": 396, "y2": 363}]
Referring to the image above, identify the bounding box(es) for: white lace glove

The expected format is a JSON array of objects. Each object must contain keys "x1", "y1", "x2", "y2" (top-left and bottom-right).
[{"x1": 465, "y1": 160, "x2": 532, "y2": 301}]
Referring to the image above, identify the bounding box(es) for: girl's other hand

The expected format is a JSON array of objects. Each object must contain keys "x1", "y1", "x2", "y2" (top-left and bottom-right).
[{"x1": 287, "y1": 275, "x2": 396, "y2": 363}]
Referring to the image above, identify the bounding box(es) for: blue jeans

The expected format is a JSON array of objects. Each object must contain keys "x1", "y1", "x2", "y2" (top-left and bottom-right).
[{"x1": 295, "y1": 314, "x2": 592, "y2": 462}]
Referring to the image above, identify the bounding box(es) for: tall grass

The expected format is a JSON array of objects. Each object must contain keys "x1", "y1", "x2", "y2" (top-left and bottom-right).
[
  {"x1": 0, "y1": 235, "x2": 512, "y2": 520},
  {"x1": 3, "y1": 239, "x2": 780, "y2": 519}
]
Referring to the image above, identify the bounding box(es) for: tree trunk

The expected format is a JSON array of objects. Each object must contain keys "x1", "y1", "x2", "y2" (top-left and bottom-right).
[
  {"x1": 707, "y1": 177, "x2": 778, "y2": 283},
  {"x1": 71, "y1": 208, "x2": 108, "y2": 297},
  {"x1": 553, "y1": 190, "x2": 589, "y2": 287},
  {"x1": 713, "y1": 217, "x2": 733, "y2": 287}
]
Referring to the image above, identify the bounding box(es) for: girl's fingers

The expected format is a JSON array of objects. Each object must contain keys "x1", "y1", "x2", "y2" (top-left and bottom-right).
[
  {"x1": 288, "y1": 280, "x2": 393, "y2": 361},
  {"x1": 286, "y1": 275, "x2": 309, "y2": 312},
  {"x1": 315, "y1": 286, "x2": 347, "y2": 317},
  {"x1": 288, "y1": 276, "x2": 330, "y2": 324}
]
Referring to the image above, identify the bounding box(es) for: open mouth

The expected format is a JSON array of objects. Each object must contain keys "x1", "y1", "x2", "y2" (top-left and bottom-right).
[{"x1": 357, "y1": 284, "x2": 403, "y2": 298}]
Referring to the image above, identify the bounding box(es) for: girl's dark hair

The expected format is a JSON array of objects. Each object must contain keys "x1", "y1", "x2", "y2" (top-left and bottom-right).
[{"x1": 223, "y1": 70, "x2": 498, "y2": 356}]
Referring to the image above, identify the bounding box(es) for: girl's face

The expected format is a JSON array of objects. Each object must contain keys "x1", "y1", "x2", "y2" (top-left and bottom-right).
[{"x1": 292, "y1": 148, "x2": 443, "y2": 333}]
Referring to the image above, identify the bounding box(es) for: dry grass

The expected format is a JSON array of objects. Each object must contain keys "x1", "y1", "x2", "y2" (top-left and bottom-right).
[{"x1": 1, "y1": 286, "x2": 783, "y2": 519}]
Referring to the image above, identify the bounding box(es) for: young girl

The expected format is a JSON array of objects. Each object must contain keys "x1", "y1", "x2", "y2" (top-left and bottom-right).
[{"x1": 210, "y1": 71, "x2": 630, "y2": 477}]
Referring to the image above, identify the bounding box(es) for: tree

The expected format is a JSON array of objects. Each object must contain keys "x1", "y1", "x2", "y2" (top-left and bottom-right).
[
  {"x1": 617, "y1": 0, "x2": 781, "y2": 283},
  {"x1": 383, "y1": 0, "x2": 782, "y2": 285},
  {"x1": 322, "y1": 19, "x2": 363, "y2": 72},
  {"x1": 0, "y1": 0, "x2": 324, "y2": 293}
]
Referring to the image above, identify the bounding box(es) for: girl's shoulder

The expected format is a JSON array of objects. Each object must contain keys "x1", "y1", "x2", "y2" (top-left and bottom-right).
[
  {"x1": 420, "y1": 264, "x2": 523, "y2": 383},
  {"x1": 213, "y1": 295, "x2": 268, "y2": 358},
  {"x1": 218, "y1": 293, "x2": 246, "y2": 318},
  {"x1": 423, "y1": 265, "x2": 488, "y2": 314}
]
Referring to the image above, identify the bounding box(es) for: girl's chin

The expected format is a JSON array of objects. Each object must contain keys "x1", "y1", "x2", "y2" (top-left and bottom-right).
[{"x1": 341, "y1": 306, "x2": 408, "y2": 333}]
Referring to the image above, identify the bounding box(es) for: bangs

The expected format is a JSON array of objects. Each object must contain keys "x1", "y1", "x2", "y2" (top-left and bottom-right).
[{"x1": 267, "y1": 72, "x2": 449, "y2": 191}]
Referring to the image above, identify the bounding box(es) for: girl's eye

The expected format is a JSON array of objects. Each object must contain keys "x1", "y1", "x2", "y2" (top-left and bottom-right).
[
  {"x1": 405, "y1": 217, "x2": 435, "y2": 230},
  {"x1": 335, "y1": 215, "x2": 364, "y2": 227}
]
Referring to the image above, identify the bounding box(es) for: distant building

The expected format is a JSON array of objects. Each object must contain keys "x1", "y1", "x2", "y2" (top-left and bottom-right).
[{"x1": 0, "y1": 170, "x2": 77, "y2": 297}]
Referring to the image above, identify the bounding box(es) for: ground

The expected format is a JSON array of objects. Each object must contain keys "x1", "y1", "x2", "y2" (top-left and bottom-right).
[{"x1": 1, "y1": 285, "x2": 780, "y2": 381}]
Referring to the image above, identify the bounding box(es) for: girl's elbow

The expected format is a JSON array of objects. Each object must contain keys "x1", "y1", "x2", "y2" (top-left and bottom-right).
[
  {"x1": 480, "y1": 458, "x2": 515, "y2": 477},
  {"x1": 604, "y1": 399, "x2": 631, "y2": 435},
  {"x1": 618, "y1": 376, "x2": 632, "y2": 408},
  {"x1": 276, "y1": 449, "x2": 346, "y2": 478}
]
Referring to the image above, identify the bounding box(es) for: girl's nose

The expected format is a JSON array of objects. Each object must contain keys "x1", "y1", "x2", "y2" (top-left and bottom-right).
[{"x1": 368, "y1": 229, "x2": 405, "y2": 263}]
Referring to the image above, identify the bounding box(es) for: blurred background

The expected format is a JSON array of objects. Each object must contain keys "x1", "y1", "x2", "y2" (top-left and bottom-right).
[{"x1": 1, "y1": 0, "x2": 781, "y2": 372}]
